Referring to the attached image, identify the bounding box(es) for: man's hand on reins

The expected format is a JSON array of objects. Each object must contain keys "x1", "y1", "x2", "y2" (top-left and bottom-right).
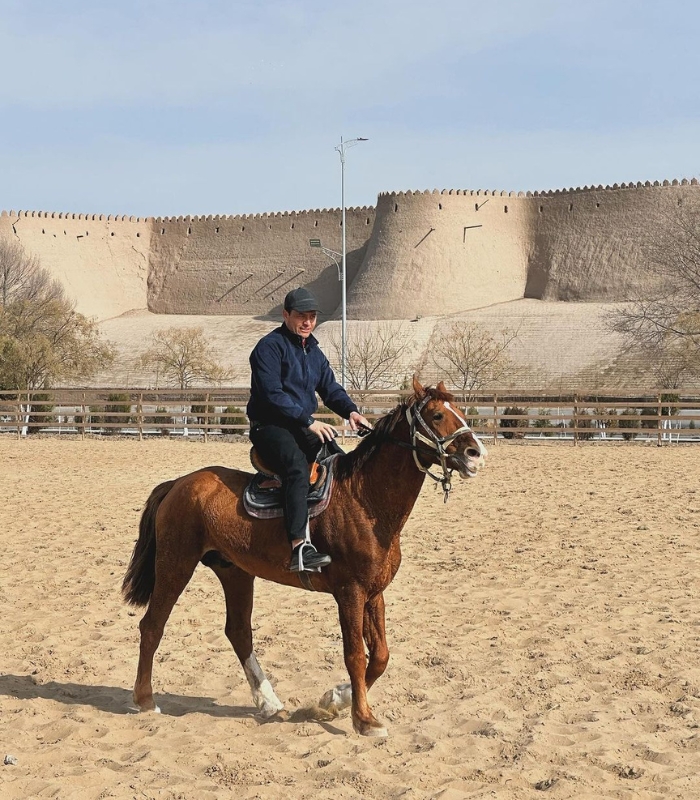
[
  {"x1": 348, "y1": 411, "x2": 372, "y2": 433},
  {"x1": 308, "y1": 419, "x2": 338, "y2": 442}
]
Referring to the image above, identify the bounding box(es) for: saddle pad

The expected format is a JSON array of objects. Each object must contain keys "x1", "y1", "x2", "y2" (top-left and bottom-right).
[{"x1": 243, "y1": 454, "x2": 339, "y2": 520}]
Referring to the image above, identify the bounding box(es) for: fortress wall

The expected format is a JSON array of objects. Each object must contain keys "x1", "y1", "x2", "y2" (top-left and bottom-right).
[
  {"x1": 0, "y1": 206, "x2": 376, "y2": 321},
  {"x1": 526, "y1": 180, "x2": 700, "y2": 300},
  {"x1": 3, "y1": 178, "x2": 699, "y2": 327},
  {"x1": 0, "y1": 210, "x2": 150, "y2": 320},
  {"x1": 346, "y1": 180, "x2": 700, "y2": 318},
  {"x1": 146, "y1": 207, "x2": 375, "y2": 317},
  {"x1": 346, "y1": 189, "x2": 536, "y2": 319}
]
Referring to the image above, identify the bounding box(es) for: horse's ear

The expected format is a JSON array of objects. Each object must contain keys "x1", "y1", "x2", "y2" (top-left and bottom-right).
[
  {"x1": 412, "y1": 374, "x2": 425, "y2": 396},
  {"x1": 436, "y1": 380, "x2": 448, "y2": 395}
]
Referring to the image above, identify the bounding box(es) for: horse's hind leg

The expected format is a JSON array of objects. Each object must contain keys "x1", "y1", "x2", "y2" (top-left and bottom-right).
[
  {"x1": 210, "y1": 563, "x2": 284, "y2": 719},
  {"x1": 132, "y1": 554, "x2": 199, "y2": 712}
]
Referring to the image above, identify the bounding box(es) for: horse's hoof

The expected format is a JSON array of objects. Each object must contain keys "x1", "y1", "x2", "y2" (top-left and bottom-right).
[
  {"x1": 363, "y1": 726, "x2": 388, "y2": 737},
  {"x1": 129, "y1": 704, "x2": 161, "y2": 713},
  {"x1": 353, "y1": 718, "x2": 388, "y2": 737},
  {"x1": 319, "y1": 682, "x2": 352, "y2": 714},
  {"x1": 258, "y1": 701, "x2": 284, "y2": 720},
  {"x1": 131, "y1": 698, "x2": 161, "y2": 713}
]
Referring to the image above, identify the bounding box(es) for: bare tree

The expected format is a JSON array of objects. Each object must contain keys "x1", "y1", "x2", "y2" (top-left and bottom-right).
[
  {"x1": 326, "y1": 322, "x2": 412, "y2": 402},
  {"x1": 0, "y1": 299, "x2": 116, "y2": 391},
  {"x1": 140, "y1": 326, "x2": 232, "y2": 389},
  {"x1": 0, "y1": 237, "x2": 64, "y2": 308},
  {"x1": 606, "y1": 202, "x2": 700, "y2": 389},
  {"x1": 430, "y1": 321, "x2": 519, "y2": 399},
  {"x1": 0, "y1": 243, "x2": 116, "y2": 433},
  {"x1": 638, "y1": 339, "x2": 699, "y2": 390},
  {"x1": 609, "y1": 203, "x2": 700, "y2": 352},
  {"x1": 0, "y1": 240, "x2": 115, "y2": 393}
]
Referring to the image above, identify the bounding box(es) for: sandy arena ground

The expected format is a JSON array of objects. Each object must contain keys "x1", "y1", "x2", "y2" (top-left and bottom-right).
[{"x1": 2, "y1": 437, "x2": 700, "y2": 799}]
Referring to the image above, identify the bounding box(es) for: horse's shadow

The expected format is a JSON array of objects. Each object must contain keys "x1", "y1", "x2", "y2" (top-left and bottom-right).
[
  {"x1": 0, "y1": 673, "x2": 250, "y2": 717},
  {"x1": 0, "y1": 674, "x2": 347, "y2": 734}
]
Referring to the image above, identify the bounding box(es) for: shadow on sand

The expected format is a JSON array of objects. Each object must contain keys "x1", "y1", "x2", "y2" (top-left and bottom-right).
[{"x1": 0, "y1": 673, "x2": 348, "y2": 734}]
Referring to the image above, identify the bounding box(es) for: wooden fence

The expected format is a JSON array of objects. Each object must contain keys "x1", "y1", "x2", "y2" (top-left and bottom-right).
[{"x1": 1, "y1": 388, "x2": 700, "y2": 444}]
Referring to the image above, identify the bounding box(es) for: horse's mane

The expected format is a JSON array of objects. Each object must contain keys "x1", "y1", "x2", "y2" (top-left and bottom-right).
[{"x1": 334, "y1": 385, "x2": 454, "y2": 482}]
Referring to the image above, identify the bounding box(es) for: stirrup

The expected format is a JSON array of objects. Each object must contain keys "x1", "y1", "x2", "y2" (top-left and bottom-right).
[{"x1": 289, "y1": 542, "x2": 331, "y2": 573}]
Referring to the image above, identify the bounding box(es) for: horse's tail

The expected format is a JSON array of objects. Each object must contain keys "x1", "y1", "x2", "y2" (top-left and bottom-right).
[{"x1": 122, "y1": 479, "x2": 177, "y2": 607}]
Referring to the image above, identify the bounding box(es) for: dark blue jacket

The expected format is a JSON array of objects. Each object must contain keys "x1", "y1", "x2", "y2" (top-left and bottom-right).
[{"x1": 247, "y1": 324, "x2": 358, "y2": 427}]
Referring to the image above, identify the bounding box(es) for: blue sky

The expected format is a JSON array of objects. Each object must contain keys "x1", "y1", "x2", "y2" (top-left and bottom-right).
[{"x1": 1, "y1": 0, "x2": 699, "y2": 216}]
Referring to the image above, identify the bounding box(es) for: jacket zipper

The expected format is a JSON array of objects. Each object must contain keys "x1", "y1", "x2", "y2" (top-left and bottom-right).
[{"x1": 302, "y1": 339, "x2": 309, "y2": 390}]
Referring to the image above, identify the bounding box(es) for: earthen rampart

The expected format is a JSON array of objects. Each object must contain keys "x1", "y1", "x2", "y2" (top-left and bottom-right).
[
  {"x1": 345, "y1": 181, "x2": 700, "y2": 318},
  {"x1": 147, "y1": 206, "x2": 375, "y2": 317},
  {"x1": 524, "y1": 181, "x2": 699, "y2": 302},
  {"x1": 346, "y1": 189, "x2": 535, "y2": 319},
  {"x1": 0, "y1": 210, "x2": 151, "y2": 319},
  {"x1": 0, "y1": 206, "x2": 375, "y2": 320},
  {"x1": 2, "y1": 178, "x2": 698, "y2": 321}
]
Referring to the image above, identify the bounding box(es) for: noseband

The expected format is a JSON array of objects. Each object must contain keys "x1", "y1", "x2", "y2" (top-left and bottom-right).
[{"x1": 405, "y1": 395, "x2": 475, "y2": 502}]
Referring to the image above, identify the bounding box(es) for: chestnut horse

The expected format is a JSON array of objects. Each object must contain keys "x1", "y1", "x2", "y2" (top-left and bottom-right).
[{"x1": 122, "y1": 377, "x2": 486, "y2": 736}]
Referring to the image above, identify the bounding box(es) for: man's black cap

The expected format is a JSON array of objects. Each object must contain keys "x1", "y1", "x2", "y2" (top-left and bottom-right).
[{"x1": 284, "y1": 287, "x2": 318, "y2": 313}]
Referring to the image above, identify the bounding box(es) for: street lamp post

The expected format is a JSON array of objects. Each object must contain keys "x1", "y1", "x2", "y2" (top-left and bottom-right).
[
  {"x1": 309, "y1": 239, "x2": 341, "y2": 277},
  {"x1": 335, "y1": 136, "x2": 368, "y2": 388}
]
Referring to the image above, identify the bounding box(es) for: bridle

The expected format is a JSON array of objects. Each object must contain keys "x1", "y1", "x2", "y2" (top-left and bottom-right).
[
  {"x1": 405, "y1": 394, "x2": 479, "y2": 501},
  {"x1": 358, "y1": 394, "x2": 479, "y2": 502}
]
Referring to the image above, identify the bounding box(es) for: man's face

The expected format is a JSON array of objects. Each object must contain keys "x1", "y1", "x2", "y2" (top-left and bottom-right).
[{"x1": 283, "y1": 309, "x2": 318, "y2": 339}]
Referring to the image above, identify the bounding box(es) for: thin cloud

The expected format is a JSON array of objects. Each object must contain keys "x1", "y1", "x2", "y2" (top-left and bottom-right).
[
  {"x1": 0, "y1": 0, "x2": 699, "y2": 214},
  {"x1": 0, "y1": 0, "x2": 559, "y2": 107}
]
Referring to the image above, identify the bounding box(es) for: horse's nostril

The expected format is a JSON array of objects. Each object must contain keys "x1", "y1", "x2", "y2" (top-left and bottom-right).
[{"x1": 466, "y1": 448, "x2": 480, "y2": 459}]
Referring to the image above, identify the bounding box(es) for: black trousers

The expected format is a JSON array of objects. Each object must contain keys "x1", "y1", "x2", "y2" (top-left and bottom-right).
[{"x1": 249, "y1": 422, "x2": 323, "y2": 543}]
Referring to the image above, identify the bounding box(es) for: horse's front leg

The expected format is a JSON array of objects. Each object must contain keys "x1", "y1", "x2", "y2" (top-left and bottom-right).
[
  {"x1": 363, "y1": 592, "x2": 389, "y2": 691},
  {"x1": 334, "y1": 588, "x2": 388, "y2": 737},
  {"x1": 320, "y1": 592, "x2": 389, "y2": 720}
]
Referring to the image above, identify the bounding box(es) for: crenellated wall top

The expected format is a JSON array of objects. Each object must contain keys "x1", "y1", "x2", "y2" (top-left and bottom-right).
[
  {"x1": 2, "y1": 178, "x2": 698, "y2": 222},
  {"x1": 0, "y1": 210, "x2": 152, "y2": 221},
  {"x1": 151, "y1": 205, "x2": 373, "y2": 223},
  {"x1": 0, "y1": 205, "x2": 375, "y2": 222},
  {"x1": 377, "y1": 178, "x2": 699, "y2": 201}
]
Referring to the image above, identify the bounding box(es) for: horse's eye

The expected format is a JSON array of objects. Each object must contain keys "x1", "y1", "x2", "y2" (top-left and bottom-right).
[{"x1": 433, "y1": 412, "x2": 444, "y2": 421}]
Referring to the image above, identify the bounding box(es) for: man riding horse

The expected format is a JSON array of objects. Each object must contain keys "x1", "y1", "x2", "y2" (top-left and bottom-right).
[
  {"x1": 124, "y1": 370, "x2": 486, "y2": 733},
  {"x1": 247, "y1": 287, "x2": 370, "y2": 573}
]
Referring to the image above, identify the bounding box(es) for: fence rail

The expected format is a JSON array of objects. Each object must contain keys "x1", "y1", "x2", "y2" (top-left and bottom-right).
[{"x1": 1, "y1": 388, "x2": 700, "y2": 443}]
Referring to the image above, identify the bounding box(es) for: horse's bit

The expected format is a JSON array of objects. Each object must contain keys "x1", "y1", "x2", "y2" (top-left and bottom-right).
[{"x1": 405, "y1": 396, "x2": 475, "y2": 502}]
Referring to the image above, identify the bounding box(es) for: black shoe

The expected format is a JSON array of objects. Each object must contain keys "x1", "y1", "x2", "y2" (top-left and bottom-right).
[{"x1": 289, "y1": 542, "x2": 331, "y2": 572}]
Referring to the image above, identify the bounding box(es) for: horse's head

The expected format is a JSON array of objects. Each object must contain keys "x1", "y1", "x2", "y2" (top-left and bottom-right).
[{"x1": 408, "y1": 376, "x2": 487, "y2": 480}]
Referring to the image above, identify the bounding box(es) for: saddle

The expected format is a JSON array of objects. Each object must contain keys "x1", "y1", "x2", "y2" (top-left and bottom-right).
[{"x1": 243, "y1": 439, "x2": 343, "y2": 520}]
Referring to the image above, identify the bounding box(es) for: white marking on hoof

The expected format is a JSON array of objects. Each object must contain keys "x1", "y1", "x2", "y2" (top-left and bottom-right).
[
  {"x1": 128, "y1": 703, "x2": 161, "y2": 713},
  {"x1": 319, "y1": 681, "x2": 352, "y2": 713},
  {"x1": 244, "y1": 654, "x2": 284, "y2": 718},
  {"x1": 256, "y1": 679, "x2": 285, "y2": 718}
]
